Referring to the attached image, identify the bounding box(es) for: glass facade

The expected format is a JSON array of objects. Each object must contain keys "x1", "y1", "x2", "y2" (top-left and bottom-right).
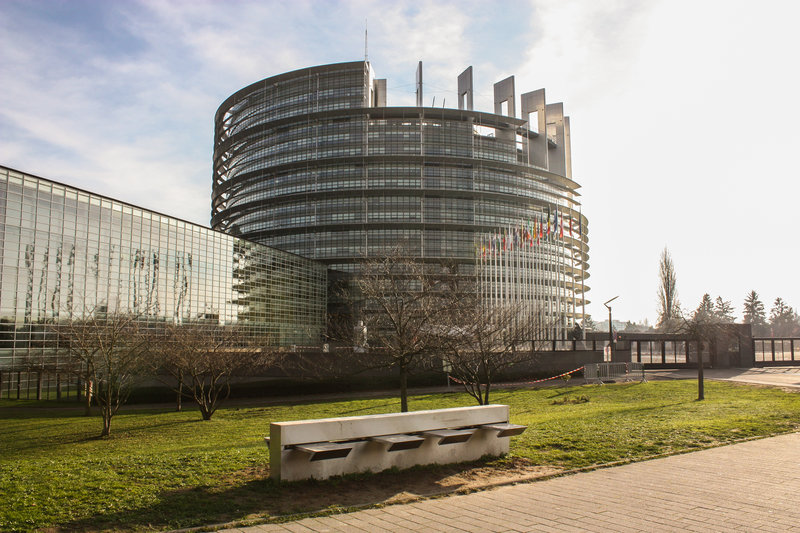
[
  {"x1": 211, "y1": 61, "x2": 590, "y2": 336},
  {"x1": 0, "y1": 166, "x2": 327, "y2": 398}
]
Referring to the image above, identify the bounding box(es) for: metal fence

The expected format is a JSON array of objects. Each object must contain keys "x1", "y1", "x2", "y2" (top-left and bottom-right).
[
  {"x1": 584, "y1": 362, "x2": 646, "y2": 384},
  {"x1": 0, "y1": 370, "x2": 79, "y2": 400},
  {"x1": 628, "y1": 339, "x2": 714, "y2": 365}
]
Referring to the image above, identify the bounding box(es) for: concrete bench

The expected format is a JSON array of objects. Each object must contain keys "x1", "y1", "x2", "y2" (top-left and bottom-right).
[{"x1": 268, "y1": 404, "x2": 526, "y2": 481}]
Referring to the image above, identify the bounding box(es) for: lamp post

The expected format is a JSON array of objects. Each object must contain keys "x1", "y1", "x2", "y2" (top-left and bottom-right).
[{"x1": 604, "y1": 296, "x2": 619, "y2": 359}]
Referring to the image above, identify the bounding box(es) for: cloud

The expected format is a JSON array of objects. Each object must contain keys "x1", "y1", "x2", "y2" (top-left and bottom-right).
[{"x1": 3, "y1": 0, "x2": 800, "y2": 322}]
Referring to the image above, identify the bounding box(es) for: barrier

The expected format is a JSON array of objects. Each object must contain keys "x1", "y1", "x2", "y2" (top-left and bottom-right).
[
  {"x1": 267, "y1": 405, "x2": 526, "y2": 481},
  {"x1": 584, "y1": 362, "x2": 646, "y2": 385}
]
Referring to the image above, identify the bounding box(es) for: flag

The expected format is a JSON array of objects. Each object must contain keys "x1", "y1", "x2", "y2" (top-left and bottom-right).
[
  {"x1": 527, "y1": 221, "x2": 534, "y2": 247},
  {"x1": 553, "y1": 207, "x2": 559, "y2": 238},
  {"x1": 531, "y1": 221, "x2": 536, "y2": 246},
  {"x1": 546, "y1": 207, "x2": 551, "y2": 235},
  {"x1": 554, "y1": 209, "x2": 559, "y2": 239}
]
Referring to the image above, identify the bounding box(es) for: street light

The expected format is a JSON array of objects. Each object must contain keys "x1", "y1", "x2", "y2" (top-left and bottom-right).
[{"x1": 604, "y1": 296, "x2": 619, "y2": 358}]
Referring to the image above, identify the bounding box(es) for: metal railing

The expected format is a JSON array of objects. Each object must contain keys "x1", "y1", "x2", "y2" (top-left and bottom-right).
[{"x1": 584, "y1": 362, "x2": 646, "y2": 384}]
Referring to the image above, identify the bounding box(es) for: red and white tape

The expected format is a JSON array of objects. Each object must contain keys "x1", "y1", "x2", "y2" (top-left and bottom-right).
[{"x1": 447, "y1": 366, "x2": 585, "y2": 387}]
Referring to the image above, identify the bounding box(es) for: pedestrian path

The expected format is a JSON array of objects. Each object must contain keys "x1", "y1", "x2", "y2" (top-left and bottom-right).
[
  {"x1": 220, "y1": 432, "x2": 800, "y2": 532},
  {"x1": 648, "y1": 366, "x2": 800, "y2": 390}
]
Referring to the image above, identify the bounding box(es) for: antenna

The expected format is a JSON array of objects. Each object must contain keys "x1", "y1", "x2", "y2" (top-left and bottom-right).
[
  {"x1": 415, "y1": 61, "x2": 422, "y2": 106},
  {"x1": 364, "y1": 18, "x2": 368, "y2": 62}
]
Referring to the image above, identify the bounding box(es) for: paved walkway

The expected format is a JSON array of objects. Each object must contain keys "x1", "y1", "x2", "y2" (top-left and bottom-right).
[
  {"x1": 648, "y1": 366, "x2": 800, "y2": 390},
  {"x1": 221, "y1": 432, "x2": 800, "y2": 532}
]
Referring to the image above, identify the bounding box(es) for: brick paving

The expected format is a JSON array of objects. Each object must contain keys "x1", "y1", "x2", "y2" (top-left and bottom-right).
[{"x1": 219, "y1": 432, "x2": 800, "y2": 532}]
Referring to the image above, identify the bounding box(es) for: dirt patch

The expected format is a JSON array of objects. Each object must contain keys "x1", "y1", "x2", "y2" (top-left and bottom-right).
[{"x1": 235, "y1": 458, "x2": 562, "y2": 522}]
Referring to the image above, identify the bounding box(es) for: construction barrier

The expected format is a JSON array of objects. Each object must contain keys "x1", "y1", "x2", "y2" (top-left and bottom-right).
[{"x1": 584, "y1": 362, "x2": 646, "y2": 384}]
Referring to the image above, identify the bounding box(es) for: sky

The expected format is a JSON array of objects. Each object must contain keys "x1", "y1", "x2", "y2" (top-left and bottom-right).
[{"x1": 1, "y1": 0, "x2": 799, "y2": 325}]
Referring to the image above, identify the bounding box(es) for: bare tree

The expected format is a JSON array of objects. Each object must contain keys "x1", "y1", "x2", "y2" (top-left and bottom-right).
[
  {"x1": 147, "y1": 322, "x2": 272, "y2": 420},
  {"x1": 656, "y1": 247, "x2": 681, "y2": 331},
  {"x1": 682, "y1": 295, "x2": 731, "y2": 401},
  {"x1": 351, "y1": 246, "x2": 445, "y2": 412},
  {"x1": 434, "y1": 299, "x2": 544, "y2": 405},
  {"x1": 58, "y1": 311, "x2": 148, "y2": 436},
  {"x1": 142, "y1": 322, "x2": 183, "y2": 411}
]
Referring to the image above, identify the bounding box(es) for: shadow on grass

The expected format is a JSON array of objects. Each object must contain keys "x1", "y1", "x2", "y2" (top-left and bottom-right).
[
  {"x1": 0, "y1": 406, "x2": 90, "y2": 420},
  {"x1": 59, "y1": 461, "x2": 484, "y2": 532},
  {"x1": 547, "y1": 387, "x2": 584, "y2": 399},
  {"x1": 3, "y1": 417, "x2": 203, "y2": 454}
]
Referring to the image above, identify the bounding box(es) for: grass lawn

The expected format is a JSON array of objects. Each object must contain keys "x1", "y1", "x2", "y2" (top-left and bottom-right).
[{"x1": 1, "y1": 380, "x2": 799, "y2": 531}]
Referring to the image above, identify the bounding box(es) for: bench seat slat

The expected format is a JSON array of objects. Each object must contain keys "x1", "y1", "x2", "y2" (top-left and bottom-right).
[
  {"x1": 294, "y1": 442, "x2": 353, "y2": 461},
  {"x1": 423, "y1": 428, "x2": 475, "y2": 445},
  {"x1": 480, "y1": 423, "x2": 527, "y2": 437},
  {"x1": 370, "y1": 434, "x2": 426, "y2": 451}
]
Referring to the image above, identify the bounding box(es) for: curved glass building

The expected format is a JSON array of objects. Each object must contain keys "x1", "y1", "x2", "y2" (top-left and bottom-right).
[{"x1": 212, "y1": 61, "x2": 589, "y2": 335}]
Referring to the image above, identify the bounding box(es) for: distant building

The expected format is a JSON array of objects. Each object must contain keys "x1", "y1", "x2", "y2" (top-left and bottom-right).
[
  {"x1": 594, "y1": 320, "x2": 655, "y2": 335},
  {"x1": 211, "y1": 61, "x2": 590, "y2": 336}
]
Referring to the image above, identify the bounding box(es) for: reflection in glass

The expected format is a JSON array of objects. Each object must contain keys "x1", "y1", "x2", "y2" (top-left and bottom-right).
[{"x1": 0, "y1": 167, "x2": 327, "y2": 398}]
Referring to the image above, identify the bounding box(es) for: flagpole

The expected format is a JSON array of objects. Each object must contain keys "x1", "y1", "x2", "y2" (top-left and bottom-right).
[
  {"x1": 491, "y1": 231, "x2": 495, "y2": 309},
  {"x1": 579, "y1": 206, "x2": 585, "y2": 326},
  {"x1": 557, "y1": 209, "x2": 563, "y2": 339},
  {"x1": 476, "y1": 232, "x2": 481, "y2": 310}
]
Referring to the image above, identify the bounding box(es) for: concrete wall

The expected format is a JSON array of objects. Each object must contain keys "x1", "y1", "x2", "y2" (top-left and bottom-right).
[{"x1": 510, "y1": 351, "x2": 604, "y2": 378}]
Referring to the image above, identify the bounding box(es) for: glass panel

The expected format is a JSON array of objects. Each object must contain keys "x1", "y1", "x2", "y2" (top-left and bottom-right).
[
  {"x1": 664, "y1": 341, "x2": 675, "y2": 363},
  {"x1": 0, "y1": 168, "x2": 328, "y2": 398}
]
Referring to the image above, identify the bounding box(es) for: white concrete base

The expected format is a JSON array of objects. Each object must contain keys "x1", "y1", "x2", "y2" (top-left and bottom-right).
[{"x1": 269, "y1": 405, "x2": 519, "y2": 482}]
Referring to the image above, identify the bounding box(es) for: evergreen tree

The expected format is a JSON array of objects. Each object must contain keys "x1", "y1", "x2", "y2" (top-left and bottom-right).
[
  {"x1": 742, "y1": 290, "x2": 766, "y2": 328},
  {"x1": 769, "y1": 297, "x2": 800, "y2": 337},
  {"x1": 714, "y1": 296, "x2": 735, "y2": 322},
  {"x1": 693, "y1": 293, "x2": 715, "y2": 320}
]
